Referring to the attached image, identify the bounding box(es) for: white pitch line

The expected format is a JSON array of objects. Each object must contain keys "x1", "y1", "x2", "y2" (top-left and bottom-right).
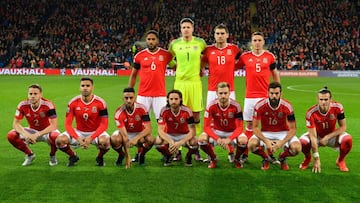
[{"x1": 287, "y1": 85, "x2": 360, "y2": 96}]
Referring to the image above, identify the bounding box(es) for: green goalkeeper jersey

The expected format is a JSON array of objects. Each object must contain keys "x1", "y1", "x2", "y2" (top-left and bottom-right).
[{"x1": 169, "y1": 36, "x2": 206, "y2": 81}]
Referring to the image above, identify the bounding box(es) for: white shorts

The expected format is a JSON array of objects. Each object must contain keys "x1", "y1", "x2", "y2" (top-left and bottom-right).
[
  {"x1": 166, "y1": 133, "x2": 188, "y2": 142},
  {"x1": 112, "y1": 130, "x2": 138, "y2": 141},
  {"x1": 250, "y1": 131, "x2": 299, "y2": 148},
  {"x1": 299, "y1": 132, "x2": 349, "y2": 149},
  {"x1": 22, "y1": 127, "x2": 60, "y2": 143},
  {"x1": 208, "y1": 129, "x2": 246, "y2": 145},
  {"x1": 62, "y1": 129, "x2": 110, "y2": 148},
  {"x1": 243, "y1": 98, "x2": 263, "y2": 121},
  {"x1": 137, "y1": 95, "x2": 167, "y2": 119},
  {"x1": 206, "y1": 91, "x2": 236, "y2": 107}
]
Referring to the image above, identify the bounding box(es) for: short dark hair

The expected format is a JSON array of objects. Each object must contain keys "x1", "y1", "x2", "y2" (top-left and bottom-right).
[
  {"x1": 180, "y1": 18, "x2": 194, "y2": 25},
  {"x1": 28, "y1": 84, "x2": 42, "y2": 92},
  {"x1": 268, "y1": 82, "x2": 282, "y2": 91},
  {"x1": 166, "y1": 89, "x2": 183, "y2": 106},
  {"x1": 123, "y1": 87, "x2": 135, "y2": 93},
  {"x1": 80, "y1": 77, "x2": 93, "y2": 84},
  {"x1": 214, "y1": 23, "x2": 229, "y2": 33},
  {"x1": 252, "y1": 31, "x2": 264, "y2": 39},
  {"x1": 318, "y1": 86, "x2": 332, "y2": 98},
  {"x1": 146, "y1": 30, "x2": 159, "y2": 39}
]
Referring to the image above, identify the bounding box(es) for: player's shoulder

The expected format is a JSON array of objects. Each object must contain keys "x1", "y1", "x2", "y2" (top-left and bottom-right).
[
  {"x1": 17, "y1": 99, "x2": 30, "y2": 109},
  {"x1": 193, "y1": 36, "x2": 206, "y2": 43},
  {"x1": 229, "y1": 98, "x2": 242, "y2": 109},
  {"x1": 41, "y1": 98, "x2": 56, "y2": 109},
  {"x1": 180, "y1": 105, "x2": 193, "y2": 115},
  {"x1": 240, "y1": 50, "x2": 253, "y2": 57},
  {"x1": 134, "y1": 102, "x2": 148, "y2": 112},
  {"x1": 68, "y1": 95, "x2": 82, "y2": 104},
  {"x1": 330, "y1": 101, "x2": 344, "y2": 110},
  {"x1": 93, "y1": 95, "x2": 107, "y2": 105},
  {"x1": 263, "y1": 50, "x2": 276, "y2": 58},
  {"x1": 134, "y1": 49, "x2": 148, "y2": 57},
  {"x1": 280, "y1": 98, "x2": 293, "y2": 110},
  {"x1": 306, "y1": 104, "x2": 319, "y2": 118},
  {"x1": 254, "y1": 98, "x2": 268, "y2": 109}
]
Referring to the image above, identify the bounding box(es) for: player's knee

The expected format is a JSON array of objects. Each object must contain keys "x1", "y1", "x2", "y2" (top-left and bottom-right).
[
  {"x1": 290, "y1": 142, "x2": 302, "y2": 155},
  {"x1": 7, "y1": 130, "x2": 18, "y2": 141},
  {"x1": 248, "y1": 138, "x2": 258, "y2": 151}
]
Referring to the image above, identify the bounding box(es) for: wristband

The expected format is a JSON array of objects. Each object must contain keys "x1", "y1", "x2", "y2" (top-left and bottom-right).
[{"x1": 313, "y1": 152, "x2": 319, "y2": 158}]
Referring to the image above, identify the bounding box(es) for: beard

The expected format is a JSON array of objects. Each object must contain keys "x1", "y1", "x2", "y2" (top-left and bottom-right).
[{"x1": 269, "y1": 98, "x2": 280, "y2": 108}]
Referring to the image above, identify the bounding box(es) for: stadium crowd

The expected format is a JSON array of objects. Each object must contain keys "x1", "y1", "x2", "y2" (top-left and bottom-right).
[{"x1": 0, "y1": 0, "x2": 359, "y2": 70}]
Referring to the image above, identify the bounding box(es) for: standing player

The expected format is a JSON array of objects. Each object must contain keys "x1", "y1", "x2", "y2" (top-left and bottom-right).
[
  {"x1": 198, "y1": 82, "x2": 247, "y2": 169},
  {"x1": 237, "y1": 31, "x2": 280, "y2": 163},
  {"x1": 111, "y1": 87, "x2": 154, "y2": 168},
  {"x1": 299, "y1": 87, "x2": 352, "y2": 172},
  {"x1": 154, "y1": 89, "x2": 198, "y2": 166},
  {"x1": 55, "y1": 77, "x2": 110, "y2": 167},
  {"x1": 248, "y1": 82, "x2": 301, "y2": 170},
  {"x1": 7, "y1": 84, "x2": 68, "y2": 166},
  {"x1": 168, "y1": 18, "x2": 206, "y2": 161},
  {"x1": 129, "y1": 30, "x2": 174, "y2": 162},
  {"x1": 201, "y1": 23, "x2": 241, "y2": 161}
]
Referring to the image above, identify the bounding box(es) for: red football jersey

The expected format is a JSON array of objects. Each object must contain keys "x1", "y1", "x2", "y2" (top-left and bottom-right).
[
  {"x1": 15, "y1": 98, "x2": 57, "y2": 131},
  {"x1": 253, "y1": 98, "x2": 295, "y2": 132},
  {"x1": 202, "y1": 44, "x2": 240, "y2": 91},
  {"x1": 114, "y1": 102, "x2": 150, "y2": 133},
  {"x1": 238, "y1": 50, "x2": 276, "y2": 98},
  {"x1": 66, "y1": 95, "x2": 108, "y2": 132},
  {"x1": 133, "y1": 48, "x2": 173, "y2": 96},
  {"x1": 158, "y1": 105, "x2": 194, "y2": 134},
  {"x1": 204, "y1": 99, "x2": 243, "y2": 132},
  {"x1": 306, "y1": 102, "x2": 344, "y2": 138}
]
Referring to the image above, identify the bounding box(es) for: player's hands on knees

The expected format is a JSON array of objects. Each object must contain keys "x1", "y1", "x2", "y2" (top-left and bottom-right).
[
  {"x1": 312, "y1": 158, "x2": 321, "y2": 173},
  {"x1": 128, "y1": 139, "x2": 137, "y2": 147},
  {"x1": 271, "y1": 141, "x2": 281, "y2": 152},
  {"x1": 265, "y1": 140, "x2": 273, "y2": 153},
  {"x1": 319, "y1": 137, "x2": 328, "y2": 146},
  {"x1": 169, "y1": 142, "x2": 178, "y2": 154}
]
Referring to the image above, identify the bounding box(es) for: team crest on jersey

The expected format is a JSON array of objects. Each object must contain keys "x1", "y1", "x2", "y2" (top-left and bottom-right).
[
  {"x1": 180, "y1": 117, "x2": 185, "y2": 124},
  {"x1": 193, "y1": 46, "x2": 198, "y2": 50},
  {"x1": 330, "y1": 114, "x2": 335, "y2": 120},
  {"x1": 228, "y1": 112, "x2": 234, "y2": 118},
  {"x1": 39, "y1": 112, "x2": 45, "y2": 118},
  {"x1": 227, "y1": 49, "x2": 232, "y2": 55},
  {"x1": 278, "y1": 112, "x2": 283, "y2": 118},
  {"x1": 159, "y1": 55, "x2": 164, "y2": 61},
  {"x1": 135, "y1": 115, "x2": 141, "y2": 121},
  {"x1": 204, "y1": 111, "x2": 209, "y2": 118},
  {"x1": 263, "y1": 58, "x2": 268, "y2": 64},
  {"x1": 92, "y1": 106, "x2": 97, "y2": 113}
]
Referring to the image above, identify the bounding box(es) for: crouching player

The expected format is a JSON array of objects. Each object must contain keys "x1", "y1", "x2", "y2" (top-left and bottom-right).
[
  {"x1": 155, "y1": 90, "x2": 198, "y2": 166},
  {"x1": 248, "y1": 82, "x2": 301, "y2": 170},
  {"x1": 299, "y1": 87, "x2": 352, "y2": 172},
  {"x1": 7, "y1": 84, "x2": 68, "y2": 166},
  {"x1": 111, "y1": 87, "x2": 154, "y2": 168},
  {"x1": 198, "y1": 82, "x2": 247, "y2": 169}
]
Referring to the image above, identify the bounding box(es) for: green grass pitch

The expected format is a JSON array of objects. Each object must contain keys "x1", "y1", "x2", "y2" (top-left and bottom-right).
[{"x1": 0, "y1": 75, "x2": 359, "y2": 202}]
